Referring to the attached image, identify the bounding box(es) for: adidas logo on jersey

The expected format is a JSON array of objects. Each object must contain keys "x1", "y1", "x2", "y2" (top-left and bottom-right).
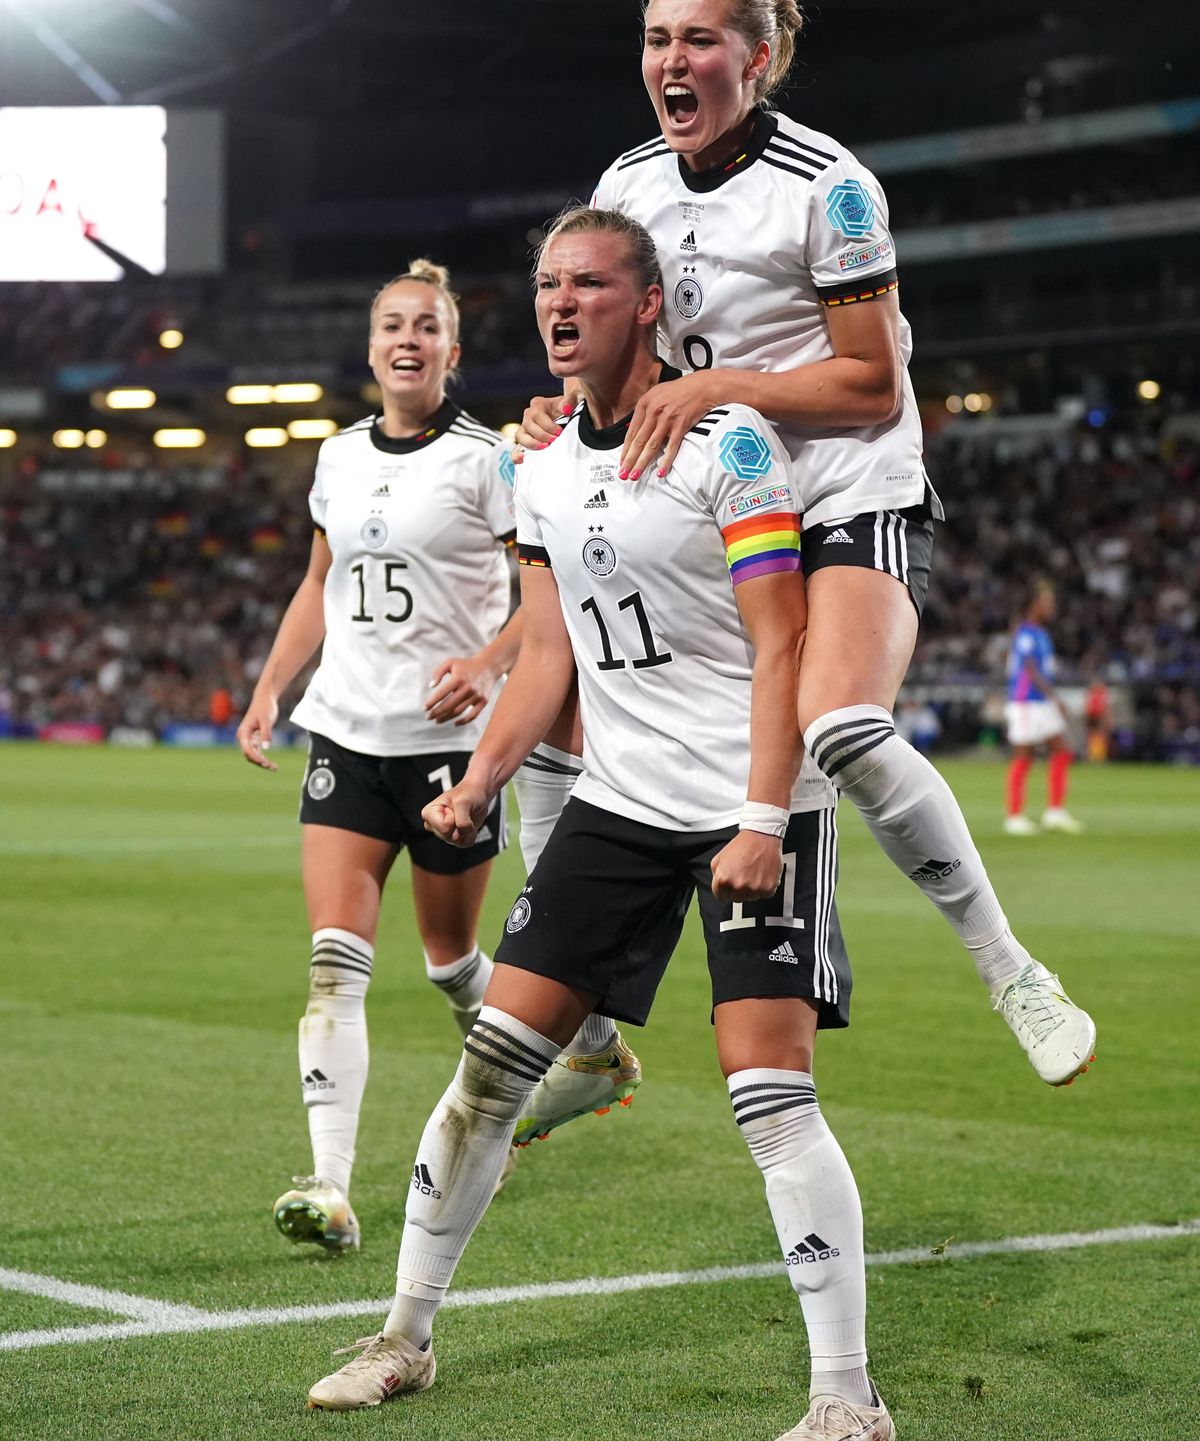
[
  {"x1": 769, "y1": 941, "x2": 800, "y2": 965},
  {"x1": 371, "y1": 483, "x2": 391, "y2": 497},
  {"x1": 785, "y1": 1233, "x2": 840, "y2": 1265},
  {"x1": 411, "y1": 1163, "x2": 441, "y2": 1199},
  {"x1": 826, "y1": 527, "x2": 854, "y2": 544},
  {"x1": 584, "y1": 489, "x2": 609, "y2": 510},
  {"x1": 910, "y1": 857, "x2": 962, "y2": 883},
  {"x1": 680, "y1": 229, "x2": 698, "y2": 253}
]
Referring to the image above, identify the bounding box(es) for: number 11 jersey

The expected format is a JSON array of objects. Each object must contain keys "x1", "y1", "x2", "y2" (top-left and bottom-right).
[
  {"x1": 290, "y1": 402, "x2": 516, "y2": 757},
  {"x1": 515, "y1": 392, "x2": 834, "y2": 832}
]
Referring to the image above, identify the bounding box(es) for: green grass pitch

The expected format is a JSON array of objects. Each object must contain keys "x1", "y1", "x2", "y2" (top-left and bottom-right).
[{"x1": 0, "y1": 743, "x2": 1197, "y2": 1441}]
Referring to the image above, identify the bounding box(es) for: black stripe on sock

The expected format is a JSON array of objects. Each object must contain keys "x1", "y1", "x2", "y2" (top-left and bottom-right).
[
  {"x1": 472, "y1": 1017, "x2": 552, "y2": 1066},
  {"x1": 810, "y1": 717, "x2": 894, "y2": 768},
  {"x1": 462, "y1": 1039, "x2": 545, "y2": 1084},
  {"x1": 823, "y1": 732, "x2": 893, "y2": 780},
  {"x1": 429, "y1": 955, "x2": 482, "y2": 992},
  {"x1": 734, "y1": 1096, "x2": 819, "y2": 1126},
  {"x1": 312, "y1": 937, "x2": 373, "y2": 965},
  {"x1": 312, "y1": 941, "x2": 374, "y2": 971},
  {"x1": 309, "y1": 957, "x2": 373, "y2": 979}
]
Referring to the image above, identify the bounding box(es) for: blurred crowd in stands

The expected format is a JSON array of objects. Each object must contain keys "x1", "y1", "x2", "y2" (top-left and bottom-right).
[{"x1": 2, "y1": 420, "x2": 1197, "y2": 760}]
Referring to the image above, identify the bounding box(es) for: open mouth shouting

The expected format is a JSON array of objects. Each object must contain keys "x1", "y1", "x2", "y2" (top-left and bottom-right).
[
  {"x1": 664, "y1": 83, "x2": 699, "y2": 129},
  {"x1": 550, "y1": 321, "x2": 580, "y2": 359}
]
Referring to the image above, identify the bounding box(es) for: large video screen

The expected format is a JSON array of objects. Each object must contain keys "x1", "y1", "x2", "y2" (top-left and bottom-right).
[{"x1": 0, "y1": 107, "x2": 223, "y2": 281}]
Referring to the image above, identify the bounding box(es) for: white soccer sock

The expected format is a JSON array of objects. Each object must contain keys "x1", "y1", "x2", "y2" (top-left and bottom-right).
[
  {"x1": 425, "y1": 945, "x2": 493, "y2": 1039},
  {"x1": 385, "y1": 1006, "x2": 557, "y2": 1348},
  {"x1": 299, "y1": 927, "x2": 373, "y2": 1197},
  {"x1": 729, "y1": 1069, "x2": 872, "y2": 1407},
  {"x1": 804, "y1": 705, "x2": 1028, "y2": 989},
  {"x1": 562, "y1": 1011, "x2": 618, "y2": 1057}
]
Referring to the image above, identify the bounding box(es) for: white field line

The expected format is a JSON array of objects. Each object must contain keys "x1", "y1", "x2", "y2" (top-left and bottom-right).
[{"x1": 2, "y1": 1218, "x2": 1197, "y2": 1354}]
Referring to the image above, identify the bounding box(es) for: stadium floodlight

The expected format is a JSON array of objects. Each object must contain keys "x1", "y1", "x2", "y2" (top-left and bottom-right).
[
  {"x1": 1137, "y1": 379, "x2": 1161, "y2": 401},
  {"x1": 159, "y1": 329, "x2": 184, "y2": 349},
  {"x1": 245, "y1": 427, "x2": 289, "y2": 447},
  {"x1": 105, "y1": 388, "x2": 157, "y2": 409},
  {"x1": 226, "y1": 384, "x2": 273, "y2": 405},
  {"x1": 286, "y1": 418, "x2": 337, "y2": 440},
  {"x1": 271, "y1": 383, "x2": 323, "y2": 404},
  {"x1": 945, "y1": 395, "x2": 964, "y2": 414},
  {"x1": 53, "y1": 428, "x2": 86, "y2": 447},
  {"x1": 0, "y1": 429, "x2": 17, "y2": 447},
  {"x1": 153, "y1": 427, "x2": 205, "y2": 448},
  {"x1": 963, "y1": 392, "x2": 984, "y2": 413},
  {"x1": 499, "y1": 421, "x2": 520, "y2": 442},
  {"x1": 85, "y1": 428, "x2": 107, "y2": 448}
]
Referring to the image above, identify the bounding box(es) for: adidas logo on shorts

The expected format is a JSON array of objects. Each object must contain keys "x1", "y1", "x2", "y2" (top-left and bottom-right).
[
  {"x1": 769, "y1": 941, "x2": 800, "y2": 965},
  {"x1": 826, "y1": 527, "x2": 854, "y2": 544}
]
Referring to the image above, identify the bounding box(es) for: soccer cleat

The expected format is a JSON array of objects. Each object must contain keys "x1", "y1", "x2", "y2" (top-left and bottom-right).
[
  {"x1": 307, "y1": 1332, "x2": 435, "y2": 1410},
  {"x1": 775, "y1": 1384, "x2": 894, "y2": 1440},
  {"x1": 993, "y1": 963, "x2": 1097, "y2": 1086},
  {"x1": 1003, "y1": 814, "x2": 1039, "y2": 836},
  {"x1": 273, "y1": 1175, "x2": 360, "y2": 1253},
  {"x1": 1041, "y1": 807, "x2": 1085, "y2": 834},
  {"x1": 512, "y1": 1033, "x2": 642, "y2": 1146}
]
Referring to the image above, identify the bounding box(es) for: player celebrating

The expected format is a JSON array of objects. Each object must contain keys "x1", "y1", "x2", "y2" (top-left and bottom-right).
[
  {"x1": 518, "y1": 0, "x2": 1095, "y2": 1088},
  {"x1": 237, "y1": 260, "x2": 524, "y2": 1253},
  {"x1": 1004, "y1": 580, "x2": 1083, "y2": 836},
  {"x1": 306, "y1": 209, "x2": 893, "y2": 1441}
]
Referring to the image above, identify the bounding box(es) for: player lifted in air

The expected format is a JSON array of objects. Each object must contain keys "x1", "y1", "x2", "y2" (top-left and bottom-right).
[{"x1": 306, "y1": 207, "x2": 894, "y2": 1441}]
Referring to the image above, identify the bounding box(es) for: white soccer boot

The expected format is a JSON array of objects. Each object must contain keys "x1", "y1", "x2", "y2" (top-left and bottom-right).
[
  {"x1": 273, "y1": 1175, "x2": 360, "y2": 1253},
  {"x1": 512, "y1": 1033, "x2": 642, "y2": 1146},
  {"x1": 307, "y1": 1333, "x2": 435, "y2": 1410},
  {"x1": 1041, "y1": 807, "x2": 1085, "y2": 834},
  {"x1": 1003, "y1": 814, "x2": 1039, "y2": 836},
  {"x1": 776, "y1": 1384, "x2": 895, "y2": 1440},
  {"x1": 993, "y1": 963, "x2": 1097, "y2": 1085}
]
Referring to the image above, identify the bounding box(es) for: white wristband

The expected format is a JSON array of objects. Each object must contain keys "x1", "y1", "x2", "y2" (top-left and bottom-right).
[{"x1": 738, "y1": 802, "x2": 789, "y2": 839}]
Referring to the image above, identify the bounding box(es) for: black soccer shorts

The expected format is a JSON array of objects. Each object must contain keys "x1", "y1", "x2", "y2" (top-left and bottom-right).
[
  {"x1": 298, "y1": 732, "x2": 506, "y2": 874},
  {"x1": 802, "y1": 487, "x2": 936, "y2": 618},
  {"x1": 494, "y1": 798, "x2": 850, "y2": 1028}
]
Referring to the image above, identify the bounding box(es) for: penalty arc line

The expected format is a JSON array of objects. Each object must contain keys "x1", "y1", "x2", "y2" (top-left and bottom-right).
[{"x1": 1, "y1": 1218, "x2": 1197, "y2": 1353}]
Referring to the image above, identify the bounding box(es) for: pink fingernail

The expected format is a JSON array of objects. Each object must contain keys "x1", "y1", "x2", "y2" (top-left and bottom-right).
[
  {"x1": 538, "y1": 442, "x2": 548, "y2": 450},
  {"x1": 657, "y1": 467, "x2": 667, "y2": 478},
  {"x1": 618, "y1": 468, "x2": 629, "y2": 480},
  {"x1": 630, "y1": 469, "x2": 641, "y2": 481}
]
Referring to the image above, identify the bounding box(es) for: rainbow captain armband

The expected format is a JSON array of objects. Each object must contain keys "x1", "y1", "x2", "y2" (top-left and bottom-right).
[{"x1": 720, "y1": 511, "x2": 801, "y2": 585}]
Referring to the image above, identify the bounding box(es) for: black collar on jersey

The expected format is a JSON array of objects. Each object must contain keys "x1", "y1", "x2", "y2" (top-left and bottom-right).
[
  {"x1": 577, "y1": 362, "x2": 683, "y2": 451},
  {"x1": 369, "y1": 397, "x2": 461, "y2": 454},
  {"x1": 676, "y1": 107, "x2": 777, "y2": 194}
]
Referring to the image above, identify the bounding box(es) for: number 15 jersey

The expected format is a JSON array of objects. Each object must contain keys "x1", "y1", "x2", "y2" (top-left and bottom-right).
[
  {"x1": 515, "y1": 391, "x2": 834, "y2": 832},
  {"x1": 290, "y1": 402, "x2": 516, "y2": 757}
]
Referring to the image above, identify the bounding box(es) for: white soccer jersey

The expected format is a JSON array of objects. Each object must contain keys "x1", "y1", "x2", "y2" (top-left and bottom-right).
[
  {"x1": 593, "y1": 108, "x2": 941, "y2": 529},
  {"x1": 516, "y1": 390, "x2": 834, "y2": 831},
  {"x1": 290, "y1": 402, "x2": 516, "y2": 757}
]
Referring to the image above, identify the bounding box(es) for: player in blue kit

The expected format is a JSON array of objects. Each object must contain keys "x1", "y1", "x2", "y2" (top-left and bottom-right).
[
  {"x1": 305, "y1": 209, "x2": 893, "y2": 1441},
  {"x1": 1005, "y1": 580, "x2": 1083, "y2": 836}
]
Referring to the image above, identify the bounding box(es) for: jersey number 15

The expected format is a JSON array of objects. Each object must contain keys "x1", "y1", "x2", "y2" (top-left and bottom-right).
[{"x1": 350, "y1": 559, "x2": 412, "y2": 624}]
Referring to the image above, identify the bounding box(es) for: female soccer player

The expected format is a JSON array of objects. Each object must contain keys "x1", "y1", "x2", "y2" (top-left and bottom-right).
[
  {"x1": 237, "y1": 260, "x2": 524, "y2": 1253},
  {"x1": 1004, "y1": 580, "x2": 1083, "y2": 836},
  {"x1": 519, "y1": 0, "x2": 1095, "y2": 1088},
  {"x1": 306, "y1": 209, "x2": 893, "y2": 1441}
]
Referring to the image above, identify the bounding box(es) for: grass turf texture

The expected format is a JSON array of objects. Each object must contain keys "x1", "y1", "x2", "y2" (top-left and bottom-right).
[{"x1": 1, "y1": 743, "x2": 1196, "y2": 1440}]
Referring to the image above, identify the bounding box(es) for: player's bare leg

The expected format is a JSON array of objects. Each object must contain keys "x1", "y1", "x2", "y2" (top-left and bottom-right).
[
  {"x1": 412, "y1": 860, "x2": 495, "y2": 1037},
  {"x1": 716, "y1": 998, "x2": 892, "y2": 1440},
  {"x1": 798, "y1": 567, "x2": 1095, "y2": 1085}
]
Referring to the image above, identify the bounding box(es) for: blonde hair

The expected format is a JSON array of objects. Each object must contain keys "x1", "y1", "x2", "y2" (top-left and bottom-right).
[
  {"x1": 370, "y1": 258, "x2": 461, "y2": 342},
  {"x1": 535, "y1": 205, "x2": 663, "y2": 292},
  {"x1": 644, "y1": 0, "x2": 804, "y2": 105}
]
